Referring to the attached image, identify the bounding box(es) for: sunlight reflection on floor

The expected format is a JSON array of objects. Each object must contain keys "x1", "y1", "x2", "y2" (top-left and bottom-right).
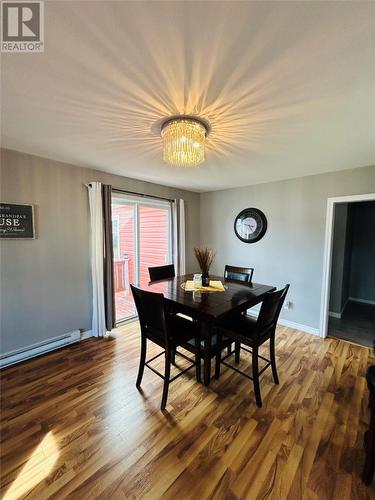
[{"x1": 4, "y1": 432, "x2": 59, "y2": 500}]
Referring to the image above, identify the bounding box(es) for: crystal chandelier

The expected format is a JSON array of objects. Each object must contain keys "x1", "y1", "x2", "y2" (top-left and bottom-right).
[{"x1": 161, "y1": 116, "x2": 209, "y2": 167}]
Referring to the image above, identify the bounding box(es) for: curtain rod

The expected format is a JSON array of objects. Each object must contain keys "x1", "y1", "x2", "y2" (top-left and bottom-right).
[{"x1": 84, "y1": 183, "x2": 175, "y2": 203}]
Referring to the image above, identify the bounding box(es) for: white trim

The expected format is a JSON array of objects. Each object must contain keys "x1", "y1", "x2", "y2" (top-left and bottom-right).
[
  {"x1": 116, "y1": 315, "x2": 138, "y2": 327},
  {"x1": 81, "y1": 329, "x2": 93, "y2": 340},
  {"x1": 0, "y1": 330, "x2": 81, "y2": 368},
  {"x1": 247, "y1": 310, "x2": 319, "y2": 336},
  {"x1": 172, "y1": 199, "x2": 186, "y2": 275},
  {"x1": 329, "y1": 311, "x2": 342, "y2": 319},
  {"x1": 111, "y1": 192, "x2": 171, "y2": 209},
  {"x1": 277, "y1": 318, "x2": 320, "y2": 336},
  {"x1": 329, "y1": 297, "x2": 349, "y2": 319},
  {"x1": 111, "y1": 214, "x2": 120, "y2": 260},
  {"x1": 349, "y1": 297, "x2": 375, "y2": 306},
  {"x1": 320, "y1": 192, "x2": 375, "y2": 338}
]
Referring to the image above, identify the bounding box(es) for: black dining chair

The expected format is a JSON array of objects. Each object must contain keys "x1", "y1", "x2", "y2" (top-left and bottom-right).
[
  {"x1": 131, "y1": 285, "x2": 200, "y2": 410},
  {"x1": 148, "y1": 263, "x2": 192, "y2": 329},
  {"x1": 148, "y1": 264, "x2": 175, "y2": 282},
  {"x1": 224, "y1": 265, "x2": 255, "y2": 360},
  {"x1": 363, "y1": 365, "x2": 375, "y2": 485},
  {"x1": 224, "y1": 265, "x2": 254, "y2": 284},
  {"x1": 215, "y1": 284, "x2": 290, "y2": 407}
]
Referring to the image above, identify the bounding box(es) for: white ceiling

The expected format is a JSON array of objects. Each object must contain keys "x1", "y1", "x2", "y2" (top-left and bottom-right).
[{"x1": 1, "y1": 1, "x2": 375, "y2": 192}]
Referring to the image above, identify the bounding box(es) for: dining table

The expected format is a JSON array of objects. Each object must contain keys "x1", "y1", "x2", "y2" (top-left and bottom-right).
[{"x1": 145, "y1": 274, "x2": 276, "y2": 386}]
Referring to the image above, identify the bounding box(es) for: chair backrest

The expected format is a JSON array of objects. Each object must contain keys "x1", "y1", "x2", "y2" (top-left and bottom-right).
[
  {"x1": 224, "y1": 265, "x2": 254, "y2": 284},
  {"x1": 130, "y1": 285, "x2": 168, "y2": 346},
  {"x1": 257, "y1": 284, "x2": 290, "y2": 334},
  {"x1": 148, "y1": 264, "x2": 175, "y2": 282}
]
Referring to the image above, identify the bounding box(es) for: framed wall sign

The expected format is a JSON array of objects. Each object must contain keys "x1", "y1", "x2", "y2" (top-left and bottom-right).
[
  {"x1": 234, "y1": 208, "x2": 267, "y2": 243},
  {"x1": 0, "y1": 202, "x2": 35, "y2": 239}
]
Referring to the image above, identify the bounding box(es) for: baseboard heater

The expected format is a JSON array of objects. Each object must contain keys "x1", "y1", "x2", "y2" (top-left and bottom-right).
[{"x1": 0, "y1": 330, "x2": 81, "y2": 368}]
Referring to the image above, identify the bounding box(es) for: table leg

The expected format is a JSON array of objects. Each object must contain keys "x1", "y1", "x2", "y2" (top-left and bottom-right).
[{"x1": 202, "y1": 320, "x2": 212, "y2": 386}]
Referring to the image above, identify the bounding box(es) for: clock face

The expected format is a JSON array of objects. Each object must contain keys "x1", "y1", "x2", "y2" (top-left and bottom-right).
[{"x1": 234, "y1": 208, "x2": 267, "y2": 243}]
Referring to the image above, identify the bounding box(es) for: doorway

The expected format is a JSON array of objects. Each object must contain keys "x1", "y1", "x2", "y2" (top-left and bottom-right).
[
  {"x1": 320, "y1": 193, "x2": 375, "y2": 341},
  {"x1": 323, "y1": 199, "x2": 375, "y2": 347},
  {"x1": 111, "y1": 194, "x2": 172, "y2": 323}
]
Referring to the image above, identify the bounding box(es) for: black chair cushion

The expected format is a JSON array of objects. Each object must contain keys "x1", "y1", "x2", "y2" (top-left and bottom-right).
[
  {"x1": 187, "y1": 334, "x2": 231, "y2": 350},
  {"x1": 217, "y1": 314, "x2": 268, "y2": 345},
  {"x1": 367, "y1": 365, "x2": 375, "y2": 393}
]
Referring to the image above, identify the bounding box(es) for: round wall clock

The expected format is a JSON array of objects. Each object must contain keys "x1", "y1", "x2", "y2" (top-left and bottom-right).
[{"x1": 234, "y1": 208, "x2": 267, "y2": 243}]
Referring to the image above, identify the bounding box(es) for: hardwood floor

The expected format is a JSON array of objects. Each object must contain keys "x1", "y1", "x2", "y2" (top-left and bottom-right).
[
  {"x1": 329, "y1": 301, "x2": 375, "y2": 349},
  {"x1": 1, "y1": 322, "x2": 374, "y2": 499}
]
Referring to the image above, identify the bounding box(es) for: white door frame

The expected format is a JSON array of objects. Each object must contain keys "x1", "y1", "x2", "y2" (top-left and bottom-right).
[{"x1": 319, "y1": 192, "x2": 375, "y2": 338}]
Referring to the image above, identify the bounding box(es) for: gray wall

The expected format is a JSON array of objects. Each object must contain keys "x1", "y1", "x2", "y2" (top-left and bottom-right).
[
  {"x1": 349, "y1": 201, "x2": 375, "y2": 302},
  {"x1": 0, "y1": 148, "x2": 200, "y2": 354},
  {"x1": 200, "y1": 166, "x2": 375, "y2": 330}
]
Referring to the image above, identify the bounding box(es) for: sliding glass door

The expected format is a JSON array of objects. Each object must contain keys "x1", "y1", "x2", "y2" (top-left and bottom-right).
[
  {"x1": 112, "y1": 200, "x2": 136, "y2": 321},
  {"x1": 111, "y1": 195, "x2": 172, "y2": 323}
]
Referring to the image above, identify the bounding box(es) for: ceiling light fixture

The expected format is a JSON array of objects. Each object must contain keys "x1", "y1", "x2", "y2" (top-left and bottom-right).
[{"x1": 161, "y1": 116, "x2": 209, "y2": 167}]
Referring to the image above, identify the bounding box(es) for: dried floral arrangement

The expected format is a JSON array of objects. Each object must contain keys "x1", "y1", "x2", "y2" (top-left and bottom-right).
[{"x1": 194, "y1": 247, "x2": 215, "y2": 274}]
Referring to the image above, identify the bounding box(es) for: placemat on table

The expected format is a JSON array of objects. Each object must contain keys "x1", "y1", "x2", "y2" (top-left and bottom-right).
[{"x1": 183, "y1": 280, "x2": 225, "y2": 292}]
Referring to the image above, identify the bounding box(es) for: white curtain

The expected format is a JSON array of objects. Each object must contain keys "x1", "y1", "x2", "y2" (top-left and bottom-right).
[
  {"x1": 172, "y1": 199, "x2": 186, "y2": 275},
  {"x1": 88, "y1": 182, "x2": 107, "y2": 337}
]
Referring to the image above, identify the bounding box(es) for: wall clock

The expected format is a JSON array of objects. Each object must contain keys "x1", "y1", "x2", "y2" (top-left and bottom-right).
[{"x1": 234, "y1": 208, "x2": 267, "y2": 243}]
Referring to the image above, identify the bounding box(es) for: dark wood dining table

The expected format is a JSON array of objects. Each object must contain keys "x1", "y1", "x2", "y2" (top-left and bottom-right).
[{"x1": 145, "y1": 274, "x2": 276, "y2": 386}]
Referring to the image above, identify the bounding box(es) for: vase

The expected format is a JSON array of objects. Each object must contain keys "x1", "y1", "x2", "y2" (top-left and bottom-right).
[{"x1": 201, "y1": 272, "x2": 210, "y2": 287}]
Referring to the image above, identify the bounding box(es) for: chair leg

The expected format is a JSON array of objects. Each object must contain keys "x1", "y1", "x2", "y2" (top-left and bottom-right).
[
  {"x1": 136, "y1": 336, "x2": 147, "y2": 388},
  {"x1": 203, "y1": 322, "x2": 212, "y2": 386},
  {"x1": 252, "y1": 346, "x2": 262, "y2": 407},
  {"x1": 270, "y1": 334, "x2": 279, "y2": 385},
  {"x1": 215, "y1": 333, "x2": 222, "y2": 379},
  {"x1": 195, "y1": 333, "x2": 201, "y2": 382},
  {"x1": 362, "y1": 430, "x2": 375, "y2": 485},
  {"x1": 195, "y1": 354, "x2": 201, "y2": 383},
  {"x1": 235, "y1": 341, "x2": 240, "y2": 364},
  {"x1": 171, "y1": 347, "x2": 176, "y2": 366},
  {"x1": 362, "y1": 393, "x2": 375, "y2": 485},
  {"x1": 227, "y1": 343, "x2": 232, "y2": 356},
  {"x1": 161, "y1": 348, "x2": 171, "y2": 410}
]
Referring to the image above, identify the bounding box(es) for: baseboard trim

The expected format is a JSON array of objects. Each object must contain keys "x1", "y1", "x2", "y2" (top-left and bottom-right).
[
  {"x1": 277, "y1": 318, "x2": 320, "y2": 336},
  {"x1": 81, "y1": 329, "x2": 93, "y2": 340},
  {"x1": 0, "y1": 330, "x2": 82, "y2": 368},
  {"x1": 329, "y1": 311, "x2": 342, "y2": 319},
  {"x1": 247, "y1": 309, "x2": 320, "y2": 336},
  {"x1": 348, "y1": 297, "x2": 375, "y2": 306},
  {"x1": 329, "y1": 297, "x2": 350, "y2": 320}
]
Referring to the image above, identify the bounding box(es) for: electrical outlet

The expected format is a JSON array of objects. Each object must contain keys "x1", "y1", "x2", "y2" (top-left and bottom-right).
[{"x1": 284, "y1": 301, "x2": 292, "y2": 309}]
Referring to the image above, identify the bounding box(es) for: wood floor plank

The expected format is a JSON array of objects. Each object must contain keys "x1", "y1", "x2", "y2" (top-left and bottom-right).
[{"x1": 1, "y1": 323, "x2": 374, "y2": 499}]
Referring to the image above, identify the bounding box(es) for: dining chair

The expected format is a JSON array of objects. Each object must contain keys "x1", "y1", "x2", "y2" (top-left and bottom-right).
[
  {"x1": 215, "y1": 284, "x2": 290, "y2": 407},
  {"x1": 148, "y1": 262, "x2": 193, "y2": 330},
  {"x1": 183, "y1": 332, "x2": 233, "y2": 383},
  {"x1": 224, "y1": 265, "x2": 254, "y2": 284},
  {"x1": 363, "y1": 365, "x2": 375, "y2": 485},
  {"x1": 148, "y1": 264, "x2": 175, "y2": 282},
  {"x1": 131, "y1": 284, "x2": 200, "y2": 410},
  {"x1": 223, "y1": 265, "x2": 255, "y2": 360}
]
